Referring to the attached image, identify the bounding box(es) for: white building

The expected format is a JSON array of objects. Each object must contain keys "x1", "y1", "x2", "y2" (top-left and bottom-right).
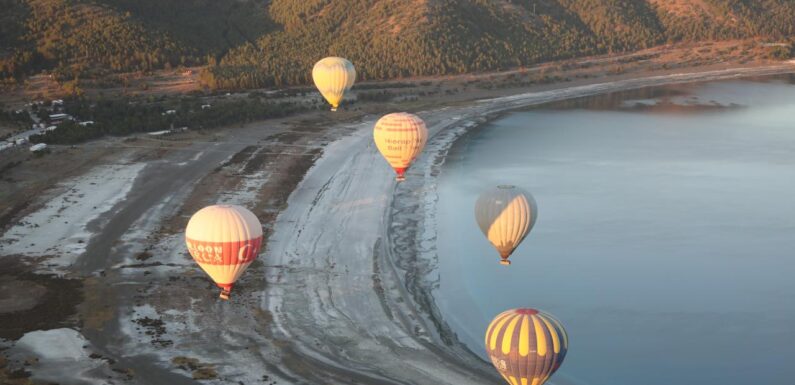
[
  {"x1": 30, "y1": 143, "x2": 47, "y2": 152},
  {"x1": 49, "y1": 113, "x2": 71, "y2": 123}
]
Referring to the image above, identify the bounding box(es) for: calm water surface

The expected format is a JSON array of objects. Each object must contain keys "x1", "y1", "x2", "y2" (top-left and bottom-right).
[{"x1": 435, "y1": 75, "x2": 795, "y2": 385}]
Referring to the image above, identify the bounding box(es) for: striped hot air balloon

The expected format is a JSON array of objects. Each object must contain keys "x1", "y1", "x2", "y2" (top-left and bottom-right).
[
  {"x1": 373, "y1": 112, "x2": 428, "y2": 181},
  {"x1": 312, "y1": 57, "x2": 356, "y2": 111},
  {"x1": 475, "y1": 185, "x2": 537, "y2": 265},
  {"x1": 485, "y1": 308, "x2": 568, "y2": 385},
  {"x1": 185, "y1": 205, "x2": 263, "y2": 300}
]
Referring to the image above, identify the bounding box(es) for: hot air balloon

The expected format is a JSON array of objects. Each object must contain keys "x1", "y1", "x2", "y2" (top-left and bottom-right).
[
  {"x1": 475, "y1": 185, "x2": 537, "y2": 265},
  {"x1": 485, "y1": 308, "x2": 568, "y2": 385},
  {"x1": 373, "y1": 112, "x2": 428, "y2": 181},
  {"x1": 185, "y1": 205, "x2": 263, "y2": 300},
  {"x1": 312, "y1": 57, "x2": 356, "y2": 111}
]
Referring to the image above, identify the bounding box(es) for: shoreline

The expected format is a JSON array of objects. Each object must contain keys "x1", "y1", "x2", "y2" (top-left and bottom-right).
[{"x1": 377, "y1": 64, "x2": 795, "y2": 380}]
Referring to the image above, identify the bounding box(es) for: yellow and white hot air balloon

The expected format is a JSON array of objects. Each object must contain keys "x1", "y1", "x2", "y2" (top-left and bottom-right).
[
  {"x1": 475, "y1": 185, "x2": 537, "y2": 265},
  {"x1": 373, "y1": 112, "x2": 428, "y2": 181},
  {"x1": 185, "y1": 205, "x2": 263, "y2": 300},
  {"x1": 312, "y1": 57, "x2": 356, "y2": 111}
]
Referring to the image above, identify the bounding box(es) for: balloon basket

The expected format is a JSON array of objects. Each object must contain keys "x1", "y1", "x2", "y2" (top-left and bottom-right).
[
  {"x1": 396, "y1": 175, "x2": 406, "y2": 182},
  {"x1": 219, "y1": 289, "x2": 231, "y2": 300},
  {"x1": 499, "y1": 260, "x2": 511, "y2": 266},
  {"x1": 330, "y1": 107, "x2": 338, "y2": 112}
]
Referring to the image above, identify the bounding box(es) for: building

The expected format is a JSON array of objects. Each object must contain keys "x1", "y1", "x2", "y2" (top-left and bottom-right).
[
  {"x1": 49, "y1": 113, "x2": 72, "y2": 124},
  {"x1": 30, "y1": 143, "x2": 47, "y2": 152}
]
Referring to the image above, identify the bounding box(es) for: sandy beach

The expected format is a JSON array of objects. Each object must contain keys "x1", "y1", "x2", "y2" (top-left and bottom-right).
[{"x1": 2, "y1": 62, "x2": 795, "y2": 384}]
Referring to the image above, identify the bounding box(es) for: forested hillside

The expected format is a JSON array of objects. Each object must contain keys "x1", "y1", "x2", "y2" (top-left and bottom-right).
[{"x1": 2, "y1": 0, "x2": 794, "y2": 88}]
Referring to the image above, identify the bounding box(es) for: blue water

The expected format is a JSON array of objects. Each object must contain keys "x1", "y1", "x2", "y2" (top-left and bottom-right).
[{"x1": 435, "y1": 76, "x2": 795, "y2": 385}]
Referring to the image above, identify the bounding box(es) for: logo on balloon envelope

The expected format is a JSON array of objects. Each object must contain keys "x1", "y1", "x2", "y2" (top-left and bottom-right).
[
  {"x1": 490, "y1": 356, "x2": 507, "y2": 371},
  {"x1": 186, "y1": 237, "x2": 262, "y2": 265}
]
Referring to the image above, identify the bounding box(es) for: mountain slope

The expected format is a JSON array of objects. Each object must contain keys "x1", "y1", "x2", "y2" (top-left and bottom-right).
[{"x1": 2, "y1": 0, "x2": 794, "y2": 87}]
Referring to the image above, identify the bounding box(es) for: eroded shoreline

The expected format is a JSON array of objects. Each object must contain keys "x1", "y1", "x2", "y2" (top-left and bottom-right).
[{"x1": 380, "y1": 64, "x2": 795, "y2": 382}]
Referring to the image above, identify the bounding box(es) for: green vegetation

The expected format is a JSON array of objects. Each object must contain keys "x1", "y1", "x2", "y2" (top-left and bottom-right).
[
  {"x1": 28, "y1": 96, "x2": 310, "y2": 144},
  {"x1": 202, "y1": 0, "x2": 795, "y2": 89},
  {"x1": 0, "y1": 0, "x2": 272, "y2": 80},
  {"x1": 0, "y1": 106, "x2": 32, "y2": 140},
  {"x1": 2, "y1": 0, "x2": 795, "y2": 87}
]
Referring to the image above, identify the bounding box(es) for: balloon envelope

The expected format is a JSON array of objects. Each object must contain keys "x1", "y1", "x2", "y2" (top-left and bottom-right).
[
  {"x1": 312, "y1": 57, "x2": 356, "y2": 111},
  {"x1": 474, "y1": 185, "x2": 537, "y2": 264},
  {"x1": 185, "y1": 204, "x2": 263, "y2": 299},
  {"x1": 373, "y1": 112, "x2": 428, "y2": 181},
  {"x1": 485, "y1": 308, "x2": 568, "y2": 385}
]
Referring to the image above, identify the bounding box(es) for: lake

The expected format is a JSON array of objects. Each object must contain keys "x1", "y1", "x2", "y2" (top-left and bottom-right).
[{"x1": 435, "y1": 75, "x2": 795, "y2": 385}]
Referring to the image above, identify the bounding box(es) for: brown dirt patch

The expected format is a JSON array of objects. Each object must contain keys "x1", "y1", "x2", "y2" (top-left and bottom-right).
[
  {"x1": 0, "y1": 276, "x2": 46, "y2": 314},
  {"x1": 0, "y1": 258, "x2": 83, "y2": 340}
]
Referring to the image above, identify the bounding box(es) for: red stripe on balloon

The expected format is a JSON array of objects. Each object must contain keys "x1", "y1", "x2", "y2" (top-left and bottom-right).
[{"x1": 185, "y1": 236, "x2": 262, "y2": 265}]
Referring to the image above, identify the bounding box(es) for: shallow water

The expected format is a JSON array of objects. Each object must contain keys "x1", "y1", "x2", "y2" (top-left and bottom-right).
[{"x1": 435, "y1": 75, "x2": 795, "y2": 385}]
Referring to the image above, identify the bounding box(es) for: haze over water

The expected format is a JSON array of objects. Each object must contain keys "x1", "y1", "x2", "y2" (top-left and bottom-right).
[{"x1": 435, "y1": 76, "x2": 795, "y2": 385}]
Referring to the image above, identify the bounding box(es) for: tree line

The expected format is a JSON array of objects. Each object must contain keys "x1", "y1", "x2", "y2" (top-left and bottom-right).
[{"x1": 29, "y1": 96, "x2": 310, "y2": 144}]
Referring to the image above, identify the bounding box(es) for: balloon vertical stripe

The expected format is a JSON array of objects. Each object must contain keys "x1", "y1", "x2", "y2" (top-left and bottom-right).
[
  {"x1": 531, "y1": 315, "x2": 547, "y2": 356},
  {"x1": 502, "y1": 315, "x2": 521, "y2": 354},
  {"x1": 539, "y1": 316, "x2": 561, "y2": 354},
  {"x1": 519, "y1": 316, "x2": 531, "y2": 356}
]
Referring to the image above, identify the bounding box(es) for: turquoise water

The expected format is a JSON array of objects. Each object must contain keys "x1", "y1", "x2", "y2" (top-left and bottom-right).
[{"x1": 435, "y1": 75, "x2": 795, "y2": 385}]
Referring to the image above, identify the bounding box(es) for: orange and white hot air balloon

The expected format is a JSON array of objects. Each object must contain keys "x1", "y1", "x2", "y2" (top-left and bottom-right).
[
  {"x1": 373, "y1": 112, "x2": 428, "y2": 181},
  {"x1": 485, "y1": 308, "x2": 568, "y2": 385},
  {"x1": 312, "y1": 57, "x2": 356, "y2": 111},
  {"x1": 475, "y1": 185, "x2": 537, "y2": 265},
  {"x1": 185, "y1": 205, "x2": 263, "y2": 300}
]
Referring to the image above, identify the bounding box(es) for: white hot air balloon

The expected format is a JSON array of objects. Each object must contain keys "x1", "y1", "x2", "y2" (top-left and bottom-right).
[
  {"x1": 474, "y1": 185, "x2": 537, "y2": 265},
  {"x1": 312, "y1": 57, "x2": 356, "y2": 111},
  {"x1": 185, "y1": 205, "x2": 263, "y2": 299},
  {"x1": 373, "y1": 112, "x2": 428, "y2": 181}
]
